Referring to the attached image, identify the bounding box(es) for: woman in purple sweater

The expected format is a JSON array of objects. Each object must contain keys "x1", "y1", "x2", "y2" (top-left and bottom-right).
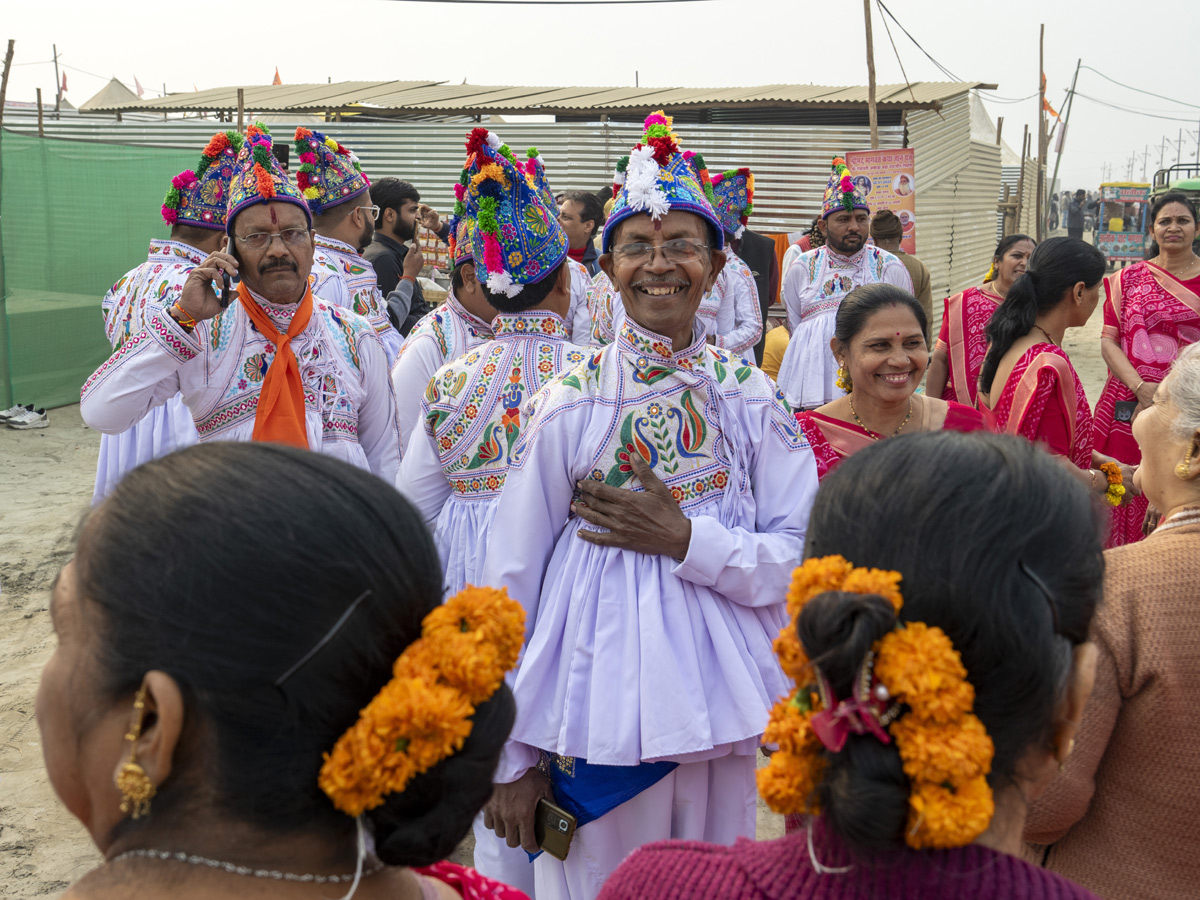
[{"x1": 598, "y1": 431, "x2": 1105, "y2": 900}]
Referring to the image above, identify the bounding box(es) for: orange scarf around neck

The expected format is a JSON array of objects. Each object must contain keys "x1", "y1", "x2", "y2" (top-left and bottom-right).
[{"x1": 237, "y1": 282, "x2": 313, "y2": 449}]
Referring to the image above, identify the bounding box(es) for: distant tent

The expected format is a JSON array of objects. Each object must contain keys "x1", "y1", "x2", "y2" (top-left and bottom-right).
[{"x1": 79, "y1": 78, "x2": 140, "y2": 112}]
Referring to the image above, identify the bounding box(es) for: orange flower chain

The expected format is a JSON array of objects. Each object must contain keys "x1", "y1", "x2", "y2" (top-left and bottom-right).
[
  {"x1": 1098, "y1": 461, "x2": 1125, "y2": 507},
  {"x1": 758, "y1": 556, "x2": 995, "y2": 850},
  {"x1": 318, "y1": 586, "x2": 526, "y2": 817}
]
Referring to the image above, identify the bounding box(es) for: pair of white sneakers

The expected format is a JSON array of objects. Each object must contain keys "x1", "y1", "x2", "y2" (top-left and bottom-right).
[{"x1": 0, "y1": 403, "x2": 49, "y2": 430}]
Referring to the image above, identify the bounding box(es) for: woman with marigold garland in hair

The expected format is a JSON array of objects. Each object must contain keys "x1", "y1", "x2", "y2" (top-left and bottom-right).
[
  {"x1": 1025, "y1": 342, "x2": 1200, "y2": 900},
  {"x1": 794, "y1": 283, "x2": 986, "y2": 480},
  {"x1": 37, "y1": 442, "x2": 529, "y2": 900},
  {"x1": 598, "y1": 431, "x2": 1104, "y2": 900}
]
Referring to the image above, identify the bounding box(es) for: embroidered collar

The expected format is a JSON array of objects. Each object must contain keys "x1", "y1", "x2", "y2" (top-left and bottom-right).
[
  {"x1": 243, "y1": 280, "x2": 308, "y2": 331},
  {"x1": 617, "y1": 316, "x2": 709, "y2": 371},
  {"x1": 148, "y1": 239, "x2": 206, "y2": 267},
  {"x1": 825, "y1": 245, "x2": 868, "y2": 268},
  {"x1": 313, "y1": 233, "x2": 360, "y2": 257},
  {"x1": 445, "y1": 290, "x2": 494, "y2": 334},
  {"x1": 492, "y1": 309, "x2": 569, "y2": 341}
]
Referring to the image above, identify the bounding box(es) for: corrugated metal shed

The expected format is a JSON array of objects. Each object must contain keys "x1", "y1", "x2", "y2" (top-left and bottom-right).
[{"x1": 85, "y1": 80, "x2": 988, "y2": 117}]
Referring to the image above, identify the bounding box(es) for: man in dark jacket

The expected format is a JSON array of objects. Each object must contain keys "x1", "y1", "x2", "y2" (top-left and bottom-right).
[
  {"x1": 1067, "y1": 189, "x2": 1089, "y2": 241},
  {"x1": 365, "y1": 177, "x2": 450, "y2": 335},
  {"x1": 557, "y1": 190, "x2": 605, "y2": 277}
]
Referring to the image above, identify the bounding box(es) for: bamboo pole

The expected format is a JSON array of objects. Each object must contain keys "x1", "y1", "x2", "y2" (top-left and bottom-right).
[
  {"x1": 36, "y1": 88, "x2": 44, "y2": 137},
  {"x1": 237, "y1": 88, "x2": 244, "y2": 132},
  {"x1": 864, "y1": 0, "x2": 879, "y2": 149}
]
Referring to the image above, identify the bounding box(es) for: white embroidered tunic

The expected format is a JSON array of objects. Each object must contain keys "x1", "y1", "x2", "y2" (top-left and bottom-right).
[
  {"x1": 584, "y1": 250, "x2": 762, "y2": 359},
  {"x1": 94, "y1": 239, "x2": 201, "y2": 503},
  {"x1": 776, "y1": 245, "x2": 913, "y2": 409},
  {"x1": 565, "y1": 258, "x2": 593, "y2": 344},
  {"x1": 312, "y1": 234, "x2": 403, "y2": 365},
  {"x1": 81, "y1": 280, "x2": 401, "y2": 482},
  {"x1": 396, "y1": 309, "x2": 587, "y2": 596},
  {"x1": 390, "y1": 291, "x2": 493, "y2": 455},
  {"x1": 482, "y1": 317, "x2": 818, "y2": 773}
]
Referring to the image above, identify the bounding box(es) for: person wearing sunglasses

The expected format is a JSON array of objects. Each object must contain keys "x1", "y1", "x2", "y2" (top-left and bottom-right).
[
  {"x1": 81, "y1": 125, "x2": 402, "y2": 484},
  {"x1": 301, "y1": 129, "x2": 403, "y2": 366}
]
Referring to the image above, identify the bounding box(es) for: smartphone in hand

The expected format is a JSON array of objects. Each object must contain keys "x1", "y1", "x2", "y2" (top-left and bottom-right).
[{"x1": 534, "y1": 798, "x2": 577, "y2": 861}]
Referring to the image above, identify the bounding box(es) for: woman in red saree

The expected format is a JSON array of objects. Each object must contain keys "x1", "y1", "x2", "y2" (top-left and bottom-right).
[
  {"x1": 1093, "y1": 192, "x2": 1200, "y2": 546},
  {"x1": 794, "y1": 283, "x2": 986, "y2": 481},
  {"x1": 978, "y1": 237, "x2": 1137, "y2": 500},
  {"x1": 926, "y1": 234, "x2": 1036, "y2": 405}
]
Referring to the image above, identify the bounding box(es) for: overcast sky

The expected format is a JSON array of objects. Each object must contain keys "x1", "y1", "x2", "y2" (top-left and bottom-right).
[{"x1": 5, "y1": 0, "x2": 1199, "y2": 191}]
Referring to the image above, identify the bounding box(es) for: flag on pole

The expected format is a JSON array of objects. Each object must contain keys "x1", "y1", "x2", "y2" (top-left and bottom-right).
[
  {"x1": 272, "y1": 67, "x2": 282, "y2": 85},
  {"x1": 61, "y1": 72, "x2": 68, "y2": 94},
  {"x1": 134, "y1": 76, "x2": 145, "y2": 98},
  {"x1": 1043, "y1": 96, "x2": 1059, "y2": 119}
]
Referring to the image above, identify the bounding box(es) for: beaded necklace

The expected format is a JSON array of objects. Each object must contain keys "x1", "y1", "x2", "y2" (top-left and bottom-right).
[
  {"x1": 109, "y1": 847, "x2": 384, "y2": 885},
  {"x1": 848, "y1": 396, "x2": 913, "y2": 440}
]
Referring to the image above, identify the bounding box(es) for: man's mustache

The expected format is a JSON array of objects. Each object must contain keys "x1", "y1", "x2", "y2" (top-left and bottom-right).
[{"x1": 258, "y1": 258, "x2": 298, "y2": 275}]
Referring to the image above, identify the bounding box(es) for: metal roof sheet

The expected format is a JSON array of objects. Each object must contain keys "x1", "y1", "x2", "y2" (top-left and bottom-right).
[{"x1": 88, "y1": 80, "x2": 989, "y2": 115}]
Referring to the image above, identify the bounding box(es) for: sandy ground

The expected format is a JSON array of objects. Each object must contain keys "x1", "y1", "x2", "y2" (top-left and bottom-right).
[{"x1": 0, "y1": 302, "x2": 1110, "y2": 895}]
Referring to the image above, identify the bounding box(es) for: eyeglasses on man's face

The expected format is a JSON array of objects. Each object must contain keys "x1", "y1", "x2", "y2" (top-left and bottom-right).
[
  {"x1": 234, "y1": 228, "x2": 312, "y2": 250},
  {"x1": 610, "y1": 239, "x2": 710, "y2": 265},
  {"x1": 358, "y1": 205, "x2": 381, "y2": 222}
]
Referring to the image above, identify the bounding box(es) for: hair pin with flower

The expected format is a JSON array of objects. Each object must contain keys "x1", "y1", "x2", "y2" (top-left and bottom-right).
[
  {"x1": 318, "y1": 586, "x2": 525, "y2": 818},
  {"x1": 759, "y1": 555, "x2": 995, "y2": 850}
]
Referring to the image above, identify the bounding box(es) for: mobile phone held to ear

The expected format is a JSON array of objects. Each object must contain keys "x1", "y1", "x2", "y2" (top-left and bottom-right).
[
  {"x1": 534, "y1": 797, "x2": 577, "y2": 861},
  {"x1": 220, "y1": 270, "x2": 232, "y2": 308}
]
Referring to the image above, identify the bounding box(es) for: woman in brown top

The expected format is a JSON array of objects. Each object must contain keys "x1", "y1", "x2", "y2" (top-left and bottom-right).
[{"x1": 1024, "y1": 341, "x2": 1200, "y2": 900}]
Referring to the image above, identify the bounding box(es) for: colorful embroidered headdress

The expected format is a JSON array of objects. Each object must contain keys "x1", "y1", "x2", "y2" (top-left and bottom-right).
[
  {"x1": 822, "y1": 157, "x2": 869, "y2": 219},
  {"x1": 682, "y1": 150, "x2": 716, "y2": 206},
  {"x1": 162, "y1": 130, "x2": 245, "y2": 230},
  {"x1": 710, "y1": 168, "x2": 755, "y2": 239},
  {"x1": 293, "y1": 128, "x2": 370, "y2": 216},
  {"x1": 601, "y1": 110, "x2": 724, "y2": 253},
  {"x1": 522, "y1": 148, "x2": 560, "y2": 219},
  {"x1": 461, "y1": 127, "x2": 568, "y2": 298},
  {"x1": 225, "y1": 124, "x2": 312, "y2": 231}
]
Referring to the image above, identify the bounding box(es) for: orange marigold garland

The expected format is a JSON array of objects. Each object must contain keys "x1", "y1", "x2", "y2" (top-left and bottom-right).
[
  {"x1": 319, "y1": 585, "x2": 525, "y2": 817},
  {"x1": 1098, "y1": 461, "x2": 1125, "y2": 507},
  {"x1": 758, "y1": 555, "x2": 995, "y2": 850}
]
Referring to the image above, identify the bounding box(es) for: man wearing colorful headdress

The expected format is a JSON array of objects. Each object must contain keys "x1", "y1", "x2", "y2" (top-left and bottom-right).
[
  {"x1": 388, "y1": 206, "x2": 495, "y2": 455},
  {"x1": 709, "y1": 165, "x2": 780, "y2": 366},
  {"x1": 522, "y1": 147, "x2": 597, "y2": 344},
  {"x1": 396, "y1": 128, "x2": 587, "y2": 895},
  {"x1": 776, "y1": 157, "x2": 912, "y2": 410},
  {"x1": 294, "y1": 127, "x2": 403, "y2": 366},
  {"x1": 481, "y1": 111, "x2": 817, "y2": 900},
  {"x1": 587, "y1": 151, "x2": 763, "y2": 360},
  {"x1": 81, "y1": 125, "x2": 402, "y2": 481},
  {"x1": 90, "y1": 131, "x2": 244, "y2": 502}
]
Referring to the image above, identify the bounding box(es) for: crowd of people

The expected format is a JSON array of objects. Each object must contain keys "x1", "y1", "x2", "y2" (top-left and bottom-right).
[{"x1": 32, "y1": 112, "x2": 1200, "y2": 900}]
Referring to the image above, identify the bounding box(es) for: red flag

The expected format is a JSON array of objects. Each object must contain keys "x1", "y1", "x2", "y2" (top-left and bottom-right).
[
  {"x1": 134, "y1": 76, "x2": 144, "y2": 98},
  {"x1": 272, "y1": 67, "x2": 282, "y2": 86},
  {"x1": 61, "y1": 71, "x2": 67, "y2": 93}
]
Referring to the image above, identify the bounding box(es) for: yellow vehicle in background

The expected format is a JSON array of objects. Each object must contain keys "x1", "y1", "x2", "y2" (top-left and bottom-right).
[{"x1": 1095, "y1": 182, "x2": 1150, "y2": 268}]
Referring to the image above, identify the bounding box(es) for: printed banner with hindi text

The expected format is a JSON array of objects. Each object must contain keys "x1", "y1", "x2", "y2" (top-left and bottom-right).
[{"x1": 845, "y1": 149, "x2": 917, "y2": 254}]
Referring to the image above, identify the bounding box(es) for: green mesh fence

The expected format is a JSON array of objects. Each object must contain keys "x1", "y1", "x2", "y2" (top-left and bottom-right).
[{"x1": 0, "y1": 129, "x2": 194, "y2": 408}]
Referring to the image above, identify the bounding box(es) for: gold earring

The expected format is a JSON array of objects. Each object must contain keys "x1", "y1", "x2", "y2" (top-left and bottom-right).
[
  {"x1": 1176, "y1": 450, "x2": 1194, "y2": 480},
  {"x1": 835, "y1": 363, "x2": 853, "y2": 393},
  {"x1": 116, "y1": 687, "x2": 156, "y2": 819}
]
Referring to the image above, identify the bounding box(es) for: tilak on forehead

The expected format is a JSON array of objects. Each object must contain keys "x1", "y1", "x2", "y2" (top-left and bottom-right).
[{"x1": 601, "y1": 110, "x2": 724, "y2": 254}]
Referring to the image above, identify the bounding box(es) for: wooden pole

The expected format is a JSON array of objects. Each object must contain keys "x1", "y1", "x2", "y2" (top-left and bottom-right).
[
  {"x1": 36, "y1": 88, "x2": 44, "y2": 137},
  {"x1": 1016, "y1": 125, "x2": 1030, "y2": 233},
  {"x1": 52, "y1": 43, "x2": 61, "y2": 115},
  {"x1": 864, "y1": 0, "x2": 879, "y2": 149},
  {"x1": 1048, "y1": 58, "x2": 1080, "y2": 214},
  {"x1": 1036, "y1": 25, "x2": 1046, "y2": 241},
  {"x1": 996, "y1": 116, "x2": 1004, "y2": 146},
  {"x1": 0, "y1": 40, "x2": 15, "y2": 130},
  {"x1": 237, "y1": 88, "x2": 244, "y2": 131}
]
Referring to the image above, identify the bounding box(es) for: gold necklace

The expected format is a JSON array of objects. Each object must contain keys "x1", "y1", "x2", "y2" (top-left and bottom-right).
[
  {"x1": 1156, "y1": 254, "x2": 1200, "y2": 279},
  {"x1": 848, "y1": 396, "x2": 913, "y2": 441},
  {"x1": 1032, "y1": 325, "x2": 1060, "y2": 347}
]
